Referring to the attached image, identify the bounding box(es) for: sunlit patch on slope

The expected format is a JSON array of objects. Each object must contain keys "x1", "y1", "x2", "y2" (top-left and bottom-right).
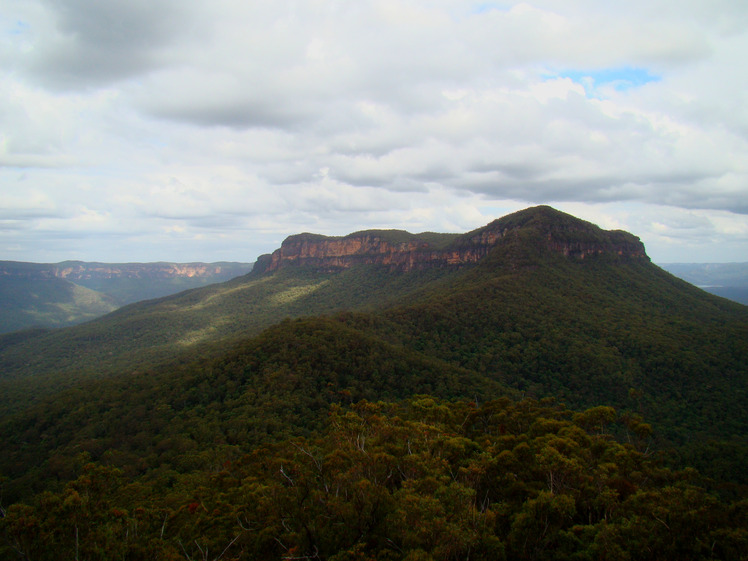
[
  {"x1": 176, "y1": 316, "x2": 231, "y2": 347},
  {"x1": 270, "y1": 279, "x2": 330, "y2": 305}
]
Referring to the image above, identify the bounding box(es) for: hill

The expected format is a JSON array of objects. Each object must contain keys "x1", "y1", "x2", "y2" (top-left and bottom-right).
[
  {"x1": 0, "y1": 261, "x2": 253, "y2": 333},
  {"x1": 1, "y1": 206, "x2": 747, "y2": 558},
  {"x1": 0, "y1": 274, "x2": 118, "y2": 333}
]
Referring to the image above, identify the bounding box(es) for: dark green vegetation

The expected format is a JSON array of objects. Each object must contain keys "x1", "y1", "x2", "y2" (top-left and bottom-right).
[
  {"x1": 0, "y1": 275, "x2": 118, "y2": 334},
  {"x1": 661, "y1": 262, "x2": 748, "y2": 305},
  {"x1": 1, "y1": 206, "x2": 747, "y2": 559},
  {"x1": 0, "y1": 261, "x2": 253, "y2": 333},
  {"x1": 5, "y1": 398, "x2": 747, "y2": 561}
]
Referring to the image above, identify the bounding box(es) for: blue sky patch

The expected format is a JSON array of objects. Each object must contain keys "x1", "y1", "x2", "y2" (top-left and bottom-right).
[
  {"x1": 2, "y1": 18, "x2": 30, "y2": 38},
  {"x1": 557, "y1": 67, "x2": 660, "y2": 96}
]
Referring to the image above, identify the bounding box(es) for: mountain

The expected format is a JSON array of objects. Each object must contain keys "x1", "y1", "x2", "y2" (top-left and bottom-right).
[
  {"x1": 660, "y1": 262, "x2": 748, "y2": 305},
  {"x1": 1, "y1": 205, "x2": 747, "y2": 559},
  {"x1": 254, "y1": 207, "x2": 645, "y2": 274},
  {"x1": 0, "y1": 205, "x2": 744, "y2": 439},
  {"x1": 1, "y1": 207, "x2": 745, "y2": 427},
  {"x1": 0, "y1": 260, "x2": 253, "y2": 333},
  {"x1": 0, "y1": 207, "x2": 649, "y2": 406}
]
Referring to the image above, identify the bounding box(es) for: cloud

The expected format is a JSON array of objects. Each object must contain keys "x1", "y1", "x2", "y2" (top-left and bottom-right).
[
  {"x1": 558, "y1": 68, "x2": 661, "y2": 96},
  {"x1": 1, "y1": 0, "x2": 747, "y2": 262},
  {"x1": 13, "y1": 0, "x2": 185, "y2": 90}
]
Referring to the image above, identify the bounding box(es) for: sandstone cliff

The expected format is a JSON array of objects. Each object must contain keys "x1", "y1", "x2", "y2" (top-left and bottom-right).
[
  {"x1": 0, "y1": 261, "x2": 252, "y2": 281},
  {"x1": 254, "y1": 206, "x2": 648, "y2": 274}
]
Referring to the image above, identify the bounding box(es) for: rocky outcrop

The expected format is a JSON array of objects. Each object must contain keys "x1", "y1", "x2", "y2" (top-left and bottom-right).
[{"x1": 255, "y1": 206, "x2": 648, "y2": 274}]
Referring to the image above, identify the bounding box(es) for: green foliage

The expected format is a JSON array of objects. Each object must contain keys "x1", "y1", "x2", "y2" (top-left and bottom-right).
[
  {"x1": 0, "y1": 276, "x2": 118, "y2": 334},
  {"x1": 2, "y1": 208, "x2": 745, "y2": 441},
  {"x1": 360, "y1": 253, "x2": 748, "y2": 445},
  {"x1": 0, "y1": 265, "x2": 468, "y2": 414},
  {"x1": 0, "y1": 316, "x2": 506, "y2": 505},
  {"x1": 2, "y1": 398, "x2": 745, "y2": 560}
]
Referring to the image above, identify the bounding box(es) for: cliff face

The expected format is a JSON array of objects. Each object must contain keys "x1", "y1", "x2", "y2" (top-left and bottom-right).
[
  {"x1": 51, "y1": 263, "x2": 223, "y2": 280},
  {"x1": 256, "y1": 234, "x2": 465, "y2": 273},
  {"x1": 255, "y1": 206, "x2": 648, "y2": 274},
  {"x1": 0, "y1": 262, "x2": 252, "y2": 281}
]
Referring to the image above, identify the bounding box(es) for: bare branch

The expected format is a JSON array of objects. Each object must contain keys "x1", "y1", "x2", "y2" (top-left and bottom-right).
[
  {"x1": 215, "y1": 534, "x2": 242, "y2": 561},
  {"x1": 280, "y1": 465, "x2": 295, "y2": 486},
  {"x1": 177, "y1": 539, "x2": 193, "y2": 561}
]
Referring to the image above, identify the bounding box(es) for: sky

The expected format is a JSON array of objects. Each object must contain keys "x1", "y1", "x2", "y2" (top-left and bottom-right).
[{"x1": 1, "y1": 0, "x2": 747, "y2": 264}]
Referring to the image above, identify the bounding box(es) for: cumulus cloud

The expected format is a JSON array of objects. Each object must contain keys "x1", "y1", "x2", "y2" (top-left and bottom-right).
[{"x1": 1, "y1": 0, "x2": 747, "y2": 262}]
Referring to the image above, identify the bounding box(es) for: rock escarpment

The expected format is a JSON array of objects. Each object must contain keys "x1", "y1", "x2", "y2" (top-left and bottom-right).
[
  {"x1": 254, "y1": 206, "x2": 648, "y2": 274},
  {"x1": 0, "y1": 262, "x2": 252, "y2": 281},
  {"x1": 51, "y1": 263, "x2": 225, "y2": 280}
]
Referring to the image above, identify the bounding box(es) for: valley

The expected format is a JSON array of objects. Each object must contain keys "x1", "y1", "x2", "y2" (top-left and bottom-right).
[{"x1": 0, "y1": 261, "x2": 253, "y2": 333}]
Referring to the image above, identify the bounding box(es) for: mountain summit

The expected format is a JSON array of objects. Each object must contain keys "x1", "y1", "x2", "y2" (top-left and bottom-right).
[{"x1": 254, "y1": 206, "x2": 647, "y2": 274}]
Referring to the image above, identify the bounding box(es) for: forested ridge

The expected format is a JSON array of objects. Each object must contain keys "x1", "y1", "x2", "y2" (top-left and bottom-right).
[{"x1": 1, "y1": 206, "x2": 747, "y2": 559}]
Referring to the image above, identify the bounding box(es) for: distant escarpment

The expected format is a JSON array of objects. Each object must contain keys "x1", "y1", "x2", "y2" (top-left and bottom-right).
[
  {"x1": 254, "y1": 206, "x2": 647, "y2": 274},
  {"x1": 0, "y1": 261, "x2": 251, "y2": 281},
  {"x1": 0, "y1": 261, "x2": 254, "y2": 333}
]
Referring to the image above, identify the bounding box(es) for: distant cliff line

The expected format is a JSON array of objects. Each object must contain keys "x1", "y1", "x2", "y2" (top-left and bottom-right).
[{"x1": 0, "y1": 261, "x2": 253, "y2": 281}]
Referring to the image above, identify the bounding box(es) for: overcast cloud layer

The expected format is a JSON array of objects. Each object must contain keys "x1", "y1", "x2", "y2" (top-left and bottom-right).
[{"x1": 2, "y1": 0, "x2": 747, "y2": 263}]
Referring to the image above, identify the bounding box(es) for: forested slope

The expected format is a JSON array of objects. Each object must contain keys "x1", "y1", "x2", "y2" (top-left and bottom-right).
[
  {"x1": 0, "y1": 276, "x2": 118, "y2": 333},
  {"x1": 1, "y1": 206, "x2": 746, "y2": 559}
]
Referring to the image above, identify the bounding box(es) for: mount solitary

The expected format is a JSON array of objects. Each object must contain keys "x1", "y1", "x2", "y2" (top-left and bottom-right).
[{"x1": 1, "y1": 205, "x2": 746, "y2": 559}]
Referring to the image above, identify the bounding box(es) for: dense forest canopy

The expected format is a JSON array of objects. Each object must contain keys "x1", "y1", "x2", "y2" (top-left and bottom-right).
[{"x1": 3, "y1": 397, "x2": 747, "y2": 560}]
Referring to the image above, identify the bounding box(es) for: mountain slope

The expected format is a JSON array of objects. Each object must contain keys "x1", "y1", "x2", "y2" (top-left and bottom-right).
[
  {"x1": 369, "y1": 250, "x2": 747, "y2": 441},
  {"x1": 0, "y1": 207, "x2": 645, "y2": 383},
  {"x1": 0, "y1": 276, "x2": 118, "y2": 333},
  {"x1": 1, "y1": 207, "x2": 745, "y2": 424},
  {"x1": 0, "y1": 206, "x2": 746, "y2": 463},
  {"x1": 0, "y1": 265, "x2": 467, "y2": 411}
]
